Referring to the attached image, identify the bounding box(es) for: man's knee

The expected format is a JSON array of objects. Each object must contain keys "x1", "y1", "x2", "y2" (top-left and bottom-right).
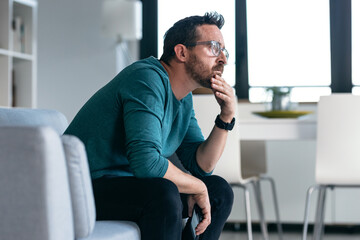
[
  {"x1": 218, "y1": 175, "x2": 233, "y2": 198},
  {"x1": 204, "y1": 175, "x2": 234, "y2": 210}
]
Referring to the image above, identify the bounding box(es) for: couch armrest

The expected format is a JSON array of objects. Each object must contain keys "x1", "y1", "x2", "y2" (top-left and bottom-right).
[{"x1": 0, "y1": 126, "x2": 74, "y2": 240}]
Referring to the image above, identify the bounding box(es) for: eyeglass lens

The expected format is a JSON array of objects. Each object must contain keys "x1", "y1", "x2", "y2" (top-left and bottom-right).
[{"x1": 212, "y1": 41, "x2": 229, "y2": 59}]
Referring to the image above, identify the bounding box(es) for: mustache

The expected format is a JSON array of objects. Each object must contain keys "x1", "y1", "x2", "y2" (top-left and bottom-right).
[{"x1": 213, "y1": 65, "x2": 224, "y2": 73}]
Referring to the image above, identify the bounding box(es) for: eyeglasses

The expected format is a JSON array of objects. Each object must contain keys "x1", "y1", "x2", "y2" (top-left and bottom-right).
[{"x1": 186, "y1": 40, "x2": 229, "y2": 60}]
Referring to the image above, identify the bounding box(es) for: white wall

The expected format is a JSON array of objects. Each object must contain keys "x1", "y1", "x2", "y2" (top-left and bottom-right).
[{"x1": 37, "y1": 0, "x2": 139, "y2": 122}]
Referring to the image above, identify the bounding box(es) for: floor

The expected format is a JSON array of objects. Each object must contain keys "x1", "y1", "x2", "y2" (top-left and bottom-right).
[{"x1": 219, "y1": 230, "x2": 360, "y2": 240}]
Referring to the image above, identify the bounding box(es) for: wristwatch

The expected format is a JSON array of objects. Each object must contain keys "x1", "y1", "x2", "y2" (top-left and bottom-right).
[{"x1": 215, "y1": 114, "x2": 235, "y2": 131}]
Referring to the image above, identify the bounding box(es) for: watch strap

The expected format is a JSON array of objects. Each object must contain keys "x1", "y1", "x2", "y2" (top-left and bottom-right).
[{"x1": 215, "y1": 114, "x2": 235, "y2": 131}]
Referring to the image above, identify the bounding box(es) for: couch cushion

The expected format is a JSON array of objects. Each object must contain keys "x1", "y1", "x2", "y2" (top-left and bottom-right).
[
  {"x1": 0, "y1": 108, "x2": 68, "y2": 135},
  {"x1": 62, "y1": 135, "x2": 96, "y2": 238},
  {"x1": 79, "y1": 221, "x2": 140, "y2": 240}
]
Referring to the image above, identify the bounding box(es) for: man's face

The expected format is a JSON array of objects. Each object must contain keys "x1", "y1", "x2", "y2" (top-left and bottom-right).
[{"x1": 184, "y1": 24, "x2": 227, "y2": 88}]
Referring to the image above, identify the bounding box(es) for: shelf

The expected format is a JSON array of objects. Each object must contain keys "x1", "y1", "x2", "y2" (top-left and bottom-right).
[
  {"x1": 13, "y1": 0, "x2": 37, "y2": 7},
  {"x1": 0, "y1": 48, "x2": 33, "y2": 61},
  {"x1": 13, "y1": 0, "x2": 35, "y2": 55},
  {"x1": 0, "y1": 0, "x2": 36, "y2": 108},
  {"x1": 0, "y1": 48, "x2": 10, "y2": 57},
  {"x1": 12, "y1": 51, "x2": 33, "y2": 61}
]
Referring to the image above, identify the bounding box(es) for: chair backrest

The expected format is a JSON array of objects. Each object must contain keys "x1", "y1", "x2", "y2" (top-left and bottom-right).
[
  {"x1": 192, "y1": 94, "x2": 268, "y2": 183},
  {"x1": 316, "y1": 94, "x2": 360, "y2": 185},
  {"x1": 192, "y1": 94, "x2": 243, "y2": 183},
  {"x1": 240, "y1": 140, "x2": 267, "y2": 179},
  {"x1": 0, "y1": 107, "x2": 68, "y2": 135}
]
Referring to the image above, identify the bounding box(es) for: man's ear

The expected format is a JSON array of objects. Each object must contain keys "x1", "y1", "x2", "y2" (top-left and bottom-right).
[{"x1": 173, "y1": 44, "x2": 188, "y2": 62}]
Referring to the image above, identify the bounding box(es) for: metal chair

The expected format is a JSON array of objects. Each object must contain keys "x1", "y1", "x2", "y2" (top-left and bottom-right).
[
  {"x1": 192, "y1": 93, "x2": 283, "y2": 240},
  {"x1": 302, "y1": 94, "x2": 360, "y2": 240}
]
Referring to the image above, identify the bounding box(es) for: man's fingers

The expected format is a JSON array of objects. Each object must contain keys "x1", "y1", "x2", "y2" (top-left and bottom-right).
[
  {"x1": 196, "y1": 214, "x2": 211, "y2": 235},
  {"x1": 195, "y1": 206, "x2": 211, "y2": 235},
  {"x1": 211, "y1": 78, "x2": 232, "y2": 96},
  {"x1": 215, "y1": 91, "x2": 231, "y2": 101}
]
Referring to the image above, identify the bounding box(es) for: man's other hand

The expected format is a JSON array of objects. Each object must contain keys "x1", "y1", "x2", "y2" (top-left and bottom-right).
[
  {"x1": 211, "y1": 74, "x2": 236, "y2": 123},
  {"x1": 187, "y1": 186, "x2": 211, "y2": 236}
]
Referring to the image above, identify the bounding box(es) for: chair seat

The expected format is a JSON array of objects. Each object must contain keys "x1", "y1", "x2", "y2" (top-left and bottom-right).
[{"x1": 79, "y1": 221, "x2": 140, "y2": 240}]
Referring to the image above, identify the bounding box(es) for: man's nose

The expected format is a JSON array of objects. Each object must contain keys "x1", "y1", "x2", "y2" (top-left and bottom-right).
[{"x1": 218, "y1": 51, "x2": 227, "y2": 65}]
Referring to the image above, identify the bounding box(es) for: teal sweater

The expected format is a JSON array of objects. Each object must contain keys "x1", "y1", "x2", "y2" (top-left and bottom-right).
[{"x1": 65, "y1": 57, "x2": 211, "y2": 179}]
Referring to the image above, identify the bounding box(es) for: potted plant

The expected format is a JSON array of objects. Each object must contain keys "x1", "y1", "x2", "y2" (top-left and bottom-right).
[{"x1": 266, "y1": 87, "x2": 292, "y2": 111}]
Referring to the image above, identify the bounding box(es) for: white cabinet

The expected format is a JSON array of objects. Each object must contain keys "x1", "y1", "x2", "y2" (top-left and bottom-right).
[{"x1": 0, "y1": 0, "x2": 37, "y2": 107}]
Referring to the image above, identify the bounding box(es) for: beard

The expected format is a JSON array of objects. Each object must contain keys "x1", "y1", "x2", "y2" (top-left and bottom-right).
[{"x1": 185, "y1": 53, "x2": 224, "y2": 89}]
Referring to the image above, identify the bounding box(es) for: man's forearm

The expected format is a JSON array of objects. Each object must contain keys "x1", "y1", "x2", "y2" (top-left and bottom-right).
[
  {"x1": 163, "y1": 160, "x2": 207, "y2": 194},
  {"x1": 196, "y1": 124, "x2": 229, "y2": 173},
  {"x1": 195, "y1": 74, "x2": 236, "y2": 173},
  {"x1": 163, "y1": 160, "x2": 211, "y2": 233}
]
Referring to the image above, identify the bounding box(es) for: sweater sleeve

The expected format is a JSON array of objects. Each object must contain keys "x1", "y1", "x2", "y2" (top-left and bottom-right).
[
  {"x1": 176, "y1": 108, "x2": 212, "y2": 177},
  {"x1": 121, "y1": 69, "x2": 169, "y2": 178}
]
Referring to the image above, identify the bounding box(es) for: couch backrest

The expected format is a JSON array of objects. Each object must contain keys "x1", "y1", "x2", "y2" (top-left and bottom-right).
[
  {"x1": 0, "y1": 126, "x2": 74, "y2": 240},
  {"x1": 0, "y1": 107, "x2": 68, "y2": 135},
  {"x1": 62, "y1": 135, "x2": 96, "y2": 238},
  {"x1": 0, "y1": 107, "x2": 96, "y2": 238}
]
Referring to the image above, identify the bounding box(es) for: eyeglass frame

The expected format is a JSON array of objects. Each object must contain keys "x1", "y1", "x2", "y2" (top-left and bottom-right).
[{"x1": 185, "y1": 40, "x2": 229, "y2": 60}]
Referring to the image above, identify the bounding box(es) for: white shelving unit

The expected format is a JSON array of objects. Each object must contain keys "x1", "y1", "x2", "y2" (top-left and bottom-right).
[{"x1": 0, "y1": 0, "x2": 37, "y2": 108}]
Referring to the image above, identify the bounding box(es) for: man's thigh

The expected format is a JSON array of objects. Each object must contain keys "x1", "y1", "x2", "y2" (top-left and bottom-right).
[{"x1": 92, "y1": 176, "x2": 182, "y2": 221}]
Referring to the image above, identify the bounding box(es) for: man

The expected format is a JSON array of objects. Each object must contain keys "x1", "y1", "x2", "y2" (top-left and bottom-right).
[{"x1": 65, "y1": 12, "x2": 235, "y2": 240}]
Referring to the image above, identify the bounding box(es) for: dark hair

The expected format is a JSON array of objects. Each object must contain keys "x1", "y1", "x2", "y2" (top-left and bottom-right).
[{"x1": 159, "y1": 12, "x2": 224, "y2": 64}]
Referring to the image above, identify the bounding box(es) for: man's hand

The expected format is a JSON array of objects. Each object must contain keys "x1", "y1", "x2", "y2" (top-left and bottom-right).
[
  {"x1": 163, "y1": 161, "x2": 211, "y2": 235},
  {"x1": 211, "y1": 74, "x2": 236, "y2": 123},
  {"x1": 187, "y1": 186, "x2": 211, "y2": 236}
]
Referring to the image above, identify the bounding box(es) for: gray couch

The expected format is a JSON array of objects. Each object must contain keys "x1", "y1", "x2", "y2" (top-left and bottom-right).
[{"x1": 0, "y1": 107, "x2": 141, "y2": 240}]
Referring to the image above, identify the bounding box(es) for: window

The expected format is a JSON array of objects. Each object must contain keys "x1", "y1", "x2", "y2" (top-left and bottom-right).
[
  {"x1": 352, "y1": 0, "x2": 360, "y2": 94},
  {"x1": 157, "y1": 0, "x2": 236, "y2": 86},
  {"x1": 142, "y1": 0, "x2": 353, "y2": 102},
  {"x1": 245, "y1": 0, "x2": 331, "y2": 103}
]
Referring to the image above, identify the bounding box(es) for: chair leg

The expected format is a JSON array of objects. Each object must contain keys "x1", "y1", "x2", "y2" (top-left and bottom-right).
[
  {"x1": 302, "y1": 185, "x2": 319, "y2": 240},
  {"x1": 261, "y1": 176, "x2": 283, "y2": 240},
  {"x1": 313, "y1": 185, "x2": 327, "y2": 240},
  {"x1": 252, "y1": 180, "x2": 269, "y2": 240},
  {"x1": 233, "y1": 184, "x2": 253, "y2": 240}
]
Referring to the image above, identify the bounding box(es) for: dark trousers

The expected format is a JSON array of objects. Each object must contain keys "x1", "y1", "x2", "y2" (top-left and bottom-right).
[{"x1": 92, "y1": 175, "x2": 234, "y2": 240}]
